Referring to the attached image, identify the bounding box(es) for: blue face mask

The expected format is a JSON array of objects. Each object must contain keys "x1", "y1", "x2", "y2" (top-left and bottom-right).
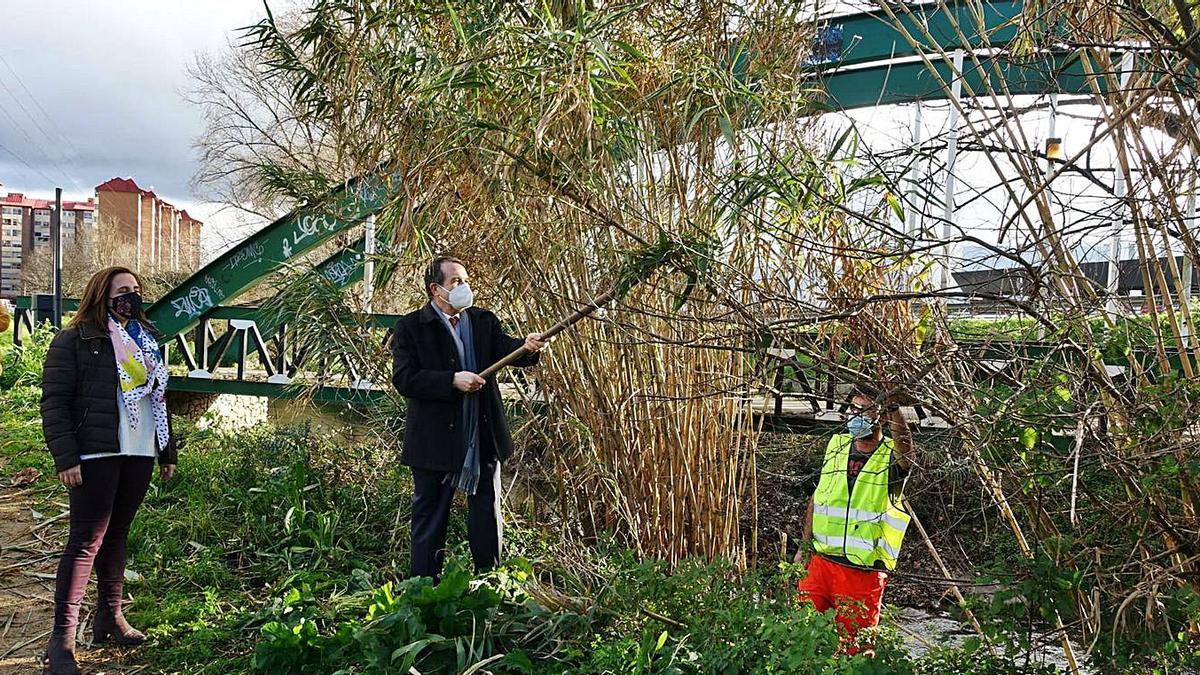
[{"x1": 847, "y1": 414, "x2": 875, "y2": 439}]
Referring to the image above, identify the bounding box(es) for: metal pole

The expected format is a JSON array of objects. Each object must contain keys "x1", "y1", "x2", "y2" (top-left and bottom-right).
[
  {"x1": 941, "y1": 49, "x2": 964, "y2": 290},
  {"x1": 1045, "y1": 93, "x2": 1059, "y2": 176},
  {"x1": 1105, "y1": 52, "x2": 1136, "y2": 315},
  {"x1": 1106, "y1": 171, "x2": 1126, "y2": 314},
  {"x1": 1182, "y1": 97, "x2": 1199, "y2": 318},
  {"x1": 906, "y1": 101, "x2": 924, "y2": 238},
  {"x1": 52, "y1": 187, "x2": 62, "y2": 328},
  {"x1": 362, "y1": 214, "x2": 376, "y2": 313},
  {"x1": 1186, "y1": 172, "x2": 1197, "y2": 301},
  {"x1": 1035, "y1": 94, "x2": 1060, "y2": 340}
]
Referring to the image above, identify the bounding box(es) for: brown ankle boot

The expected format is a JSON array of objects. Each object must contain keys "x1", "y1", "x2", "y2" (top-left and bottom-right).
[
  {"x1": 42, "y1": 631, "x2": 79, "y2": 675},
  {"x1": 92, "y1": 605, "x2": 146, "y2": 646}
]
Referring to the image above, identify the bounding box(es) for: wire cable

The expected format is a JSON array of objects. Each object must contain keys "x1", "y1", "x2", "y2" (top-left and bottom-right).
[
  {"x1": 0, "y1": 53, "x2": 86, "y2": 170},
  {"x1": 0, "y1": 139, "x2": 61, "y2": 186},
  {"x1": 0, "y1": 53, "x2": 86, "y2": 191},
  {"x1": 0, "y1": 98, "x2": 79, "y2": 191}
]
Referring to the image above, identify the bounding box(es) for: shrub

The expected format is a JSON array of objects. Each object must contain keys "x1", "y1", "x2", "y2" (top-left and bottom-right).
[
  {"x1": 252, "y1": 559, "x2": 587, "y2": 674},
  {"x1": 0, "y1": 323, "x2": 51, "y2": 388},
  {"x1": 249, "y1": 552, "x2": 923, "y2": 675}
]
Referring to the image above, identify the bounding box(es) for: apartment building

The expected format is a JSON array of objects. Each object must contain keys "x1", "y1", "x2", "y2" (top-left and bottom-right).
[
  {"x1": 0, "y1": 192, "x2": 95, "y2": 297},
  {"x1": 0, "y1": 178, "x2": 202, "y2": 298},
  {"x1": 95, "y1": 177, "x2": 203, "y2": 271},
  {"x1": 0, "y1": 200, "x2": 25, "y2": 296}
]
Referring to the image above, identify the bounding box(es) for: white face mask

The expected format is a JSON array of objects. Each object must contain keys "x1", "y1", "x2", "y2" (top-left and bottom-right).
[{"x1": 439, "y1": 282, "x2": 474, "y2": 311}]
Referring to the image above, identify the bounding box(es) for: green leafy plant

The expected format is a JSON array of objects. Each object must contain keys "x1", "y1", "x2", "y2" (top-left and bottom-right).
[{"x1": 0, "y1": 323, "x2": 51, "y2": 388}]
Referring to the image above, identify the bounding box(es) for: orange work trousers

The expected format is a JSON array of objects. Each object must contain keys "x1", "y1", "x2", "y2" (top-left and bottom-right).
[{"x1": 796, "y1": 553, "x2": 888, "y2": 655}]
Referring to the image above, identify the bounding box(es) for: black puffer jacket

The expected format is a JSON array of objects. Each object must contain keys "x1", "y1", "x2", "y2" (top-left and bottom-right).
[{"x1": 40, "y1": 323, "x2": 178, "y2": 472}]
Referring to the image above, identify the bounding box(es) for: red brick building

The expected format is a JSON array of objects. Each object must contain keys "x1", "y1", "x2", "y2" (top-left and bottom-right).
[
  {"x1": 0, "y1": 178, "x2": 203, "y2": 298},
  {"x1": 95, "y1": 177, "x2": 203, "y2": 272}
]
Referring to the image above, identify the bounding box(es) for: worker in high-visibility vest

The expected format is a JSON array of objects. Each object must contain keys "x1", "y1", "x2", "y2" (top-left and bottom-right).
[{"x1": 794, "y1": 381, "x2": 915, "y2": 655}]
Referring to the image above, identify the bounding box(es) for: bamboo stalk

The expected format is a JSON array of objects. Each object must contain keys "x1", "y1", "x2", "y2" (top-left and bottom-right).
[{"x1": 909, "y1": 511, "x2": 996, "y2": 657}]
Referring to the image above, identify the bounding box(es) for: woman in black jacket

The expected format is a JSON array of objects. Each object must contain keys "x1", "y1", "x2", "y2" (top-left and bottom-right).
[{"x1": 40, "y1": 266, "x2": 177, "y2": 675}]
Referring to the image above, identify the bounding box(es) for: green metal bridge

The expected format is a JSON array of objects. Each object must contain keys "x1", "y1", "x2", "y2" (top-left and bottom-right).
[
  {"x1": 8, "y1": 1, "x2": 1178, "y2": 435},
  {"x1": 12, "y1": 290, "x2": 1185, "y2": 443}
]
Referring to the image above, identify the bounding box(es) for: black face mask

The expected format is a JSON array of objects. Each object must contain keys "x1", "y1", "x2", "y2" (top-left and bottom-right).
[{"x1": 110, "y1": 292, "x2": 143, "y2": 319}]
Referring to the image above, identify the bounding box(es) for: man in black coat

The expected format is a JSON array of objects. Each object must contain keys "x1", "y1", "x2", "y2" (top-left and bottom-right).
[{"x1": 391, "y1": 255, "x2": 546, "y2": 580}]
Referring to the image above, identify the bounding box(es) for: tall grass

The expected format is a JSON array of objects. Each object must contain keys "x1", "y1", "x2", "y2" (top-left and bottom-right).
[{"x1": 0, "y1": 323, "x2": 51, "y2": 389}]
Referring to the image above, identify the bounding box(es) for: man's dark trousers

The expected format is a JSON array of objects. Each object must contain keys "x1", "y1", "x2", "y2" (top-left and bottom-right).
[{"x1": 410, "y1": 459, "x2": 501, "y2": 580}]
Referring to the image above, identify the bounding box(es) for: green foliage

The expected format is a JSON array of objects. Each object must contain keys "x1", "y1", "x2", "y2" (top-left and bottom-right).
[
  {"x1": 0, "y1": 326, "x2": 52, "y2": 474},
  {"x1": 585, "y1": 557, "x2": 812, "y2": 672},
  {"x1": 912, "y1": 646, "x2": 1059, "y2": 675},
  {"x1": 612, "y1": 231, "x2": 720, "y2": 309},
  {"x1": 248, "y1": 550, "x2": 939, "y2": 674},
  {"x1": 576, "y1": 556, "x2": 915, "y2": 675},
  {"x1": 0, "y1": 322, "x2": 51, "y2": 388},
  {"x1": 252, "y1": 559, "x2": 586, "y2": 674},
  {"x1": 0, "y1": 384, "x2": 49, "y2": 475},
  {"x1": 107, "y1": 422, "x2": 414, "y2": 672},
  {"x1": 964, "y1": 551, "x2": 1085, "y2": 660},
  {"x1": 967, "y1": 351, "x2": 1200, "y2": 671},
  {"x1": 947, "y1": 313, "x2": 1178, "y2": 363}
]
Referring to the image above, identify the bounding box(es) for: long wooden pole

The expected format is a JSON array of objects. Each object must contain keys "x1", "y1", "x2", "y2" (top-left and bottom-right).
[{"x1": 478, "y1": 285, "x2": 622, "y2": 379}]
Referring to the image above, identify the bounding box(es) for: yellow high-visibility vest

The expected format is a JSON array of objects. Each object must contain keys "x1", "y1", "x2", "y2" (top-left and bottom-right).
[{"x1": 811, "y1": 433, "x2": 911, "y2": 571}]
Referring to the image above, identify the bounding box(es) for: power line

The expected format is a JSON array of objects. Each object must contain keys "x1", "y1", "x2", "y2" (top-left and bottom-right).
[
  {"x1": 0, "y1": 71, "x2": 62, "y2": 157},
  {"x1": 0, "y1": 100, "x2": 72, "y2": 187},
  {"x1": 0, "y1": 53, "x2": 85, "y2": 165},
  {"x1": 0, "y1": 97, "x2": 79, "y2": 191},
  {"x1": 0, "y1": 99, "x2": 49, "y2": 158},
  {"x1": 0, "y1": 139, "x2": 62, "y2": 186},
  {"x1": 0, "y1": 53, "x2": 86, "y2": 192}
]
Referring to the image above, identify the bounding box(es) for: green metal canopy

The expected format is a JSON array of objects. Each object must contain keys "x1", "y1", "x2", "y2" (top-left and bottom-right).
[{"x1": 803, "y1": 0, "x2": 1022, "y2": 70}]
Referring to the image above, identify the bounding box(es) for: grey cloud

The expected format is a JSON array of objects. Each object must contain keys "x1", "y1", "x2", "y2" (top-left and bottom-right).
[{"x1": 0, "y1": 0, "x2": 267, "y2": 202}]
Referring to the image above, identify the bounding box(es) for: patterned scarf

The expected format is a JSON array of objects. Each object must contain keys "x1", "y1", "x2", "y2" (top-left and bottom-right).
[{"x1": 108, "y1": 315, "x2": 170, "y2": 453}]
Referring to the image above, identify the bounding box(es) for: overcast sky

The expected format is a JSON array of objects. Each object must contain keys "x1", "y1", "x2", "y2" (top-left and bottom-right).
[{"x1": 0, "y1": 0, "x2": 273, "y2": 254}]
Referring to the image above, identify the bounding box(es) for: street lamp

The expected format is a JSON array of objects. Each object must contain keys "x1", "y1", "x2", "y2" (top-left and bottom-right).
[{"x1": 1046, "y1": 137, "x2": 1063, "y2": 160}]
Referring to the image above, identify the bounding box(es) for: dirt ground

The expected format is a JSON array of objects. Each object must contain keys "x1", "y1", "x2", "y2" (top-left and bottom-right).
[
  {"x1": 0, "y1": 465, "x2": 141, "y2": 674},
  {"x1": 0, "y1": 476, "x2": 58, "y2": 674}
]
